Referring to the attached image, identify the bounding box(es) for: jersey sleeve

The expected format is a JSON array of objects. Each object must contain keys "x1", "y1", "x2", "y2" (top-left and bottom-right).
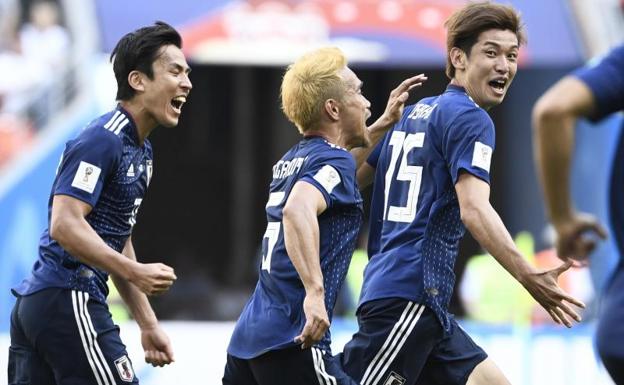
[
  {"x1": 573, "y1": 44, "x2": 624, "y2": 121},
  {"x1": 54, "y1": 129, "x2": 122, "y2": 207},
  {"x1": 299, "y1": 150, "x2": 358, "y2": 208},
  {"x1": 444, "y1": 107, "x2": 495, "y2": 185}
]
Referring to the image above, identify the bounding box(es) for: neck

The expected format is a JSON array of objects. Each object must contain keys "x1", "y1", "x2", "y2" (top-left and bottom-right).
[
  {"x1": 119, "y1": 100, "x2": 157, "y2": 145},
  {"x1": 305, "y1": 124, "x2": 343, "y2": 147},
  {"x1": 450, "y1": 76, "x2": 489, "y2": 110}
]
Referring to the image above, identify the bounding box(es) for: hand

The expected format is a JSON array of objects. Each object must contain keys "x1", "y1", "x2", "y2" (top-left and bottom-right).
[
  {"x1": 129, "y1": 262, "x2": 177, "y2": 296},
  {"x1": 141, "y1": 325, "x2": 174, "y2": 367},
  {"x1": 521, "y1": 261, "x2": 585, "y2": 328},
  {"x1": 554, "y1": 212, "x2": 607, "y2": 262},
  {"x1": 379, "y1": 74, "x2": 428, "y2": 127},
  {"x1": 294, "y1": 293, "x2": 329, "y2": 349}
]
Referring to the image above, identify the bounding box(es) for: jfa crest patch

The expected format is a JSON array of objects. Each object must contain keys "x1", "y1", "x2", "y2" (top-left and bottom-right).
[
  {"x1": 114, "y1": 355, "x2": 135, "y2": 382},
  {"x1": 383, "y1": 371, "x2": 406, "y2": 385}
]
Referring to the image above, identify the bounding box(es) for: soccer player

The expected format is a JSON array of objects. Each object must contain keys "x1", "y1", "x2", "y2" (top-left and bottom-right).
[
  {"x1": 8, "y1": 22, "x2": 191, "y2": 384},
  {"x1": 222, "y1": 47, "x2": 426, "y2": 385},
  {"x1": 533, "y1": 44, "x2": 623, "y2": 383},
  {"x1": 339, "y1": 3, "x2": 586, "y2": 385}
]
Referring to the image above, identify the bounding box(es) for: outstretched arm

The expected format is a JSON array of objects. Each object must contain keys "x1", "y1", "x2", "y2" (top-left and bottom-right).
[
  {"x1": 532, "y1": 76, "x2": 607, "y2": 260},
  {"x1": 110, "y1": 237, "x2": 175, "y2": 367},
  {"x1": 455, "y1": 173, "x2": 585, "y2": 327},
  {"x1": 282, "y1": 181, "x2": 328, "y2": 349}
]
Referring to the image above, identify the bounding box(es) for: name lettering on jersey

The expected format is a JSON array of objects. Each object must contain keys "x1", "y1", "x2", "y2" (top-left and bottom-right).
[
  {"x1": 407, "y1": 103, "x2": 437, "y2": 120},
  {"x1": 313, "y1": 164, "x2": 341, "y2": 194},
  {"x1": 103, "y1": 110, "x2": 129, "y2": 135},
  {"x1": 71, "y1": 161, "x2": 101, "y2": 193},
  {"x1": 126, "y1": 164, "x2": 135, "y2": 177},
  {"x1": 272, "y1": 157, "x2": 306, "y2": 179},
  {"x1": 472, "y1": 141, "x2": 492, "y2": 172}
]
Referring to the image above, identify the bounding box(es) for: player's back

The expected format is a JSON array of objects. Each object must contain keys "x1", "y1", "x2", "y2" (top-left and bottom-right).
[
  {"x1": 228, "y1": 136, "x2": 363, "y2": 359},
  {"x1": 361, "y1": 85, "x2": 495, "y2": 330}
]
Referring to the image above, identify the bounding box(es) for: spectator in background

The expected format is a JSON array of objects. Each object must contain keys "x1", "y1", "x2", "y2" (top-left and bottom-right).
[{"x1": 19, "y1": 0, "x2": 70, "y2": 75}]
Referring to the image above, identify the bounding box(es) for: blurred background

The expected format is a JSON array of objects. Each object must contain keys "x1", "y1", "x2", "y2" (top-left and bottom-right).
[{"x1": 0, "y1": 0, "x2": 623, "y2": 383}]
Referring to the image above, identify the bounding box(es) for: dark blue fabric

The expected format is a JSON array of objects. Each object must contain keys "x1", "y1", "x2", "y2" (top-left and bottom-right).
[
  {"x1": 223, "y1": 346, "x2": 357, "y2": 385},
  {"x1": 340, "y1": 298, "x2": 486, "y2": 385},
  {"x1": 228, "y1": 137, "x2": 363, "y2": 359},
  {"x1": 12, "y1": 106, "x2": 153, "y2": 304},
  {"x1": 359, "y1": 85, "x2": 495, "y2": 332},
  {"x1": 9, "y1": 288, "x2": 137, "y2": 385}
]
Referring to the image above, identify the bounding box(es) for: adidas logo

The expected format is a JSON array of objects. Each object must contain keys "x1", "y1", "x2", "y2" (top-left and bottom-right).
[{"x1": 127, "y1": 164, "x2": 135, "y2": 177}]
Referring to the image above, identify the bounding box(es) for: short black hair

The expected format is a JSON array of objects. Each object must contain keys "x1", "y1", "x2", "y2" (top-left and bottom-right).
[{"x1": 110, "y1": 21, "x2": 182, "y2": 101}]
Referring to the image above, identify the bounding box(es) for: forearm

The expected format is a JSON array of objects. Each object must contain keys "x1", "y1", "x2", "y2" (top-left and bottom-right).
[
  {"x1": 533, "y1": 109, "x2": 576, "y2": 225},
  {"x1": 351, "y1": 115, "x2": 393, "y2": 169},
  {"x1": 282, "y1": 208, "x2": 324, "y2": 295},
  {"x1": 51, "y1": 216, "x2": 136, "y2": 279},
  {"x1": 462, "y1": 203, "x2": 535, "y2": 284},
  {"x1": 110, "y1": 240, "x2": 159, "y2": 328}
]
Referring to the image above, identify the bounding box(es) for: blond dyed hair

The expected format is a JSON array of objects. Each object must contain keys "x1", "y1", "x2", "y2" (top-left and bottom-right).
[{"x1": 281, "y1": 47, "x2": 347, "y2": 133}]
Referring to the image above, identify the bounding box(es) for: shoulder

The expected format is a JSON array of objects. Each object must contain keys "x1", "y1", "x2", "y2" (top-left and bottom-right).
[
  {"x1": 309, "y1": 140, "x2": 354, "y2": 168},
  {"x1": 70, "y1": 112, "x2": 124, "y2": 153}
]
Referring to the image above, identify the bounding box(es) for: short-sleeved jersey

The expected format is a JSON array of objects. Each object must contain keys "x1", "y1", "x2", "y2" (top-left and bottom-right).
[
  {"x1": 360, "y1": 85, "x2": 495, "y2": 332},
  {"x1": 228, "y1": 136, "x2": 363, "y2": 359},
  {"x1": 574, "y1": 45, "x2": 624, "y2": 259},
  {"x1": 365, "y1": 134, "x2": 387, "y2": 258},
  {"x1": 12, "y1": 106, "x2": 153, "y2": 303}
]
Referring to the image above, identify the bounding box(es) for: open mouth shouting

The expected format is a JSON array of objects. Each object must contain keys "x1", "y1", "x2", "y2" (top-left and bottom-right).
[
  {"x1": 171, "y1": 95, "x2": 187, "y2": 114},
  {"x1": 488, "y1": 78, "x2": 507, "y2": 95}
]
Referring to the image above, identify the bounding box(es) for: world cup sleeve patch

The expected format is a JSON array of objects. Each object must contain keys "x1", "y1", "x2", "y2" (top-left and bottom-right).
[
  {"x1": 471, "y1": 141, "x2": 492, "y2": 173},
  {"x1": 313, "y1": 164, "x2": 341, "y2": 194},
  {"x1": 71, "y1": 161, "x2": 101, "y2": 193},
  {"x1": 114, "y1": 355, "x2": 135, "y2": 382}
]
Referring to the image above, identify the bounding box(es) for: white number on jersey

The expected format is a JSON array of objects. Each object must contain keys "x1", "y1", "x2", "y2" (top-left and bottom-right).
[
  {"x1": 383, "y1": 131, "x2": 425, "y2": 223},
  {"x1": 261, "y1": 222, "x2": 281, "y2": 273},
  {"x1": 129, "y1": 198, "x2": 143, "y2": 226}
]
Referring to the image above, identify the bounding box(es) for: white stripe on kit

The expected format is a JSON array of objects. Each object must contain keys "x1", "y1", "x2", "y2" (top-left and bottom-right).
[
  {"x1": 113, "y1": 118, "x2": 129, "y2": 135},
  {"x1": 312, "y1": 348, "x2": 337, "y2": 385},
  {"x1": 361, "y1": 302, "x2": 425, "y2": 385},
  {"x1": 103, "y1": 111, "x2": 120, "y2": 130},
  {"x1": 71, "y1": 291, "x2": 116, "y2": 385}
]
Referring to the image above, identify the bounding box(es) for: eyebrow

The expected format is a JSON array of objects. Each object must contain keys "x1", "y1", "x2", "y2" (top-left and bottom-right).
[
  {"x1": 170, "y1": 62, "x2": 192, "y2": 74},
  {"x1": 483, "y1": 41, "x2": 519, "y2": 50}
]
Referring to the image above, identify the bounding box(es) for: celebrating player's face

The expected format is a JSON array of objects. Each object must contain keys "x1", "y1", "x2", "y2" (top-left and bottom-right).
[
  {"x1": 338, "y1": 67, "x2": 371, "y2": 149},
  {"x1": 142, "y1": 44, "x2": 192, "y2": 127},
  {"x1": 462, "y1": 29, "x2": 518, "y2": 109}
]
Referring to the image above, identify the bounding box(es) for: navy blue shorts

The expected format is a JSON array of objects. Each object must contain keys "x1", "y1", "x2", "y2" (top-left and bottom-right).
[
  {"x1": 9, "y1": 288, "x2": 138, "y2": 385},
  {"x1": 223, "y1": 346, "x2": 357, "y2": 385},
  {"x1": 339, "y1": 298, "x2": 487, "y2": 385},
  {"x1": 595, "y1": 265, "x2": 624, "y2": 384}
]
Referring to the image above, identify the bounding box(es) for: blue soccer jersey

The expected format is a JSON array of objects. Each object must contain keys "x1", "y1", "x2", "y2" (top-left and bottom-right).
[
  {"x1": 12, "y1": 106, "x2": 153, "y2": 303},
  {"x1": 228, "y1": 136, "x2": 363, "y2": 359},
  {"x1": 360, "y1": 85, "x2": 495, "y2": 332},
  {"x1": 574, "y1": 45, "x2": 624, "y2": 258}
]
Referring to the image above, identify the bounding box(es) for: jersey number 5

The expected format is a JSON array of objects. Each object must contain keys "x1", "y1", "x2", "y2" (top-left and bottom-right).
[
  {"x1": 383, "y1": 131, "x2": 425, "y2": 223},
  {"x1": 261, "y1": 222, "x2": 281, "y2": 273}
]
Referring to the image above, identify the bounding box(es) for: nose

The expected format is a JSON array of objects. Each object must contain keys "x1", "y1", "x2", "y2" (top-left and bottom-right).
[
  {"x1": 181, "y1": 73, "x2": 193, "y2": 91},
  {"x1": 494, "y1": 55, "x2": 510, "y2": 74}
]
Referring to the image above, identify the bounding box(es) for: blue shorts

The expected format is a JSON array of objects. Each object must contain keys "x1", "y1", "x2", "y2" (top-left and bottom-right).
[
  {"x1": 9, "y1": 288, "x2": 138, "y2": 385},
  {"x1": 223, "y1": 346, "x2": 357, "y2": 385},
  {"x1": 339, "y1": 298, "x2": 487, "y2": 385},
  {"x1": 595, "y1": 265, "x2": 624, "y2": 384}
]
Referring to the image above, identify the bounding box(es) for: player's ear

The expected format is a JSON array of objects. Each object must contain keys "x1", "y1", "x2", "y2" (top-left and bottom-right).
[
  {"x1": 324, "y1": 99, "x2": 340, "y2": 122},
  {"x1": 450, "y1": 47, "x2": 467, "y2": 72},
  {"x1": 128, "y1": 70, "x2": 145, "y2": 93}
]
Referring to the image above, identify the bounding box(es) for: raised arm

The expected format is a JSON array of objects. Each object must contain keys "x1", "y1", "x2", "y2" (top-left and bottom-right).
[
  {"x1": 282, "y1": 181, "x2": 328, "y2": 349},
  {"x1": 532, "y1": 76, "x2": 607, "y2": 260},
  {"x1": 352, "y1": 73, "x2": 427, "y2": 186},
  {"x1": 455, "y1": 172, "x2": 585, "y2": 327}
]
